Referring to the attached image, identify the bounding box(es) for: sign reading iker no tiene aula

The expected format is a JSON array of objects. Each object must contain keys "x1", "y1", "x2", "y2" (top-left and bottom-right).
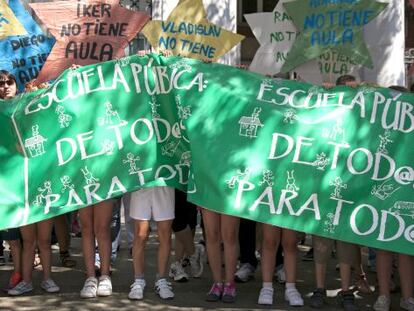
[{"x1": 1, "y1": 54, "x2": 413, "y2": 255}]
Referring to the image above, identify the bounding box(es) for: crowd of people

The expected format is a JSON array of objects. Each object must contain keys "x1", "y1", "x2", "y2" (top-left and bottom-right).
[{"x1": 0, "y1": 68, "x2": 413, "y2": 311}]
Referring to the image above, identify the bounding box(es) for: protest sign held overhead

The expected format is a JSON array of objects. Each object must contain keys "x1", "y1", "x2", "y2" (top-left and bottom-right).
[
  {"x1": 281, "y1": 0, "x2": 388, "y2": 73},
  {"x1": 29, "y1": 0, "x2": 150, "y2": 83},
  {"x1": 0, "y1": 0, "x2": 26, "y2": 39},
  {"x1": 245, "y1": 0, "x2": 322, "y2": 83},
  {"x1": 0, "y1": 54, "x2": 413, "y2": 256},
  {"x1": 142, "y1": 0, "x2": 244, "y2": 61},
  {"x1": 0, "y1": 0, "x2": 54, "y2": 91}
]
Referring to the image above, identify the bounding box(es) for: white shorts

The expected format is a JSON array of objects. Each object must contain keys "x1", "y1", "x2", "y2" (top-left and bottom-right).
[{"x1": 129, "y1": 186, "x2": 175, "y2": 221}]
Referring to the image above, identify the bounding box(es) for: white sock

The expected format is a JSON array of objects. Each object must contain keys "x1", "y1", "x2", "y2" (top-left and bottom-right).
[
  {"x1": 263, "y1": 282, "x2": 273, "y2": 289},
  {"x1": 286, "y1": 282, "x2": 296, "y2": 290}
]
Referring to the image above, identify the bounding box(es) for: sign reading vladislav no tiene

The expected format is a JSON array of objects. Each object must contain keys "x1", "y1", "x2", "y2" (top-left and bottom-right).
[
  {"x1": 0, "y1": 0, "x2": 54, "y2": 91},
  {"x1": 142, "y1": 0, "x2": 244, "y2": 61},
  {"x1": 1, "y1": 54, "x2": 413, "y2": 256},
  {"x1": 29, "y1": 0, "x2": 150, "y2": 83}
]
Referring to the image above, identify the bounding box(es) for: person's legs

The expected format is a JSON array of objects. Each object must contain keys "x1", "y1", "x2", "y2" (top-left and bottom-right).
[
  {"x1": 336, "y1": 241, "x2": 359, "y2": 310},
  {"x1": 132, "y1": 220, "x2": 150, "y2": 277},
  {"x1": 172, "y1": 190, "x2": 195, "y2": 261},
  {"x1": 309, "y1": 236, "x2": 332, "y2": 308},
  {"x1": 238, "y1": 219, "x2": 257, "y2": 268},
  {"x1": 221, "y1": 214, "x2": 239, "y2": 284},
  {"x1": 261, "y1": 224, "x2": 280, "y2": 283},
  {"x1": 79, "y1": 206, "x2": 96, "y2": 278},
  {"x1": 93, "y1": 201, "x2": 113, "y2": 276},
  {"x1": 220, "y1": 214, "x2": 239, "y2": 303},
  {"x1": 7, "y1": 226, "x2": 34, "y2": 295},
  {"x1": 173, "y1": 226, "x2": 194, "y2": 261},
  {"x1": 54, "y1": 214, "x2": 70, "y2": 253},
  {"x1": 109, "y1": 201, "x2": 121, "y2": 265},
  {"x1": 202, "y1": 209, "x2": 222, "y2": 283},
  {"x1": 37, "y1": 219, "x2": 54, "y2": 281},
  {"x1": 354, "y1": 247, "x2": 371, "y2": 293},
  {"x1": 19, "y1": 224, "x2": 37, "y2": 283},
  {"x1": 54, "y1": 214, "x2": 76, "y2": 267},
  {"x1": 282, "y1": 229, "x2": 298, "y2": 283},
  {"x1": 376, "y1": 250, "x2": 392, "y2": 297},
  {"x1": 122, "y1": 193, "x2": 134, "y2": 250},
  {"x1": 157, "y1": 220, "x2": 173, "y2": 277},
  {"x1": 281, "y1": 229, "x2": 303, "y2": 306},
  {"x1": 399, "y1": 254, "x2": 413, "y2": 300},
  {"x1": 313, "y1": 236, "x2": 333, "y2": 289},
  {"x1": 4, "y1": 231, "x2": 22, "y2": 290},
  {"x1": 257, "y1": 224, "x2": 279, "y2": 305},
  {"x1": 235, "y1": 219, "x2": 257, "y2": 282},
  {"x1": 337, "y1": 241, "x2": 358, "y2": 291}
]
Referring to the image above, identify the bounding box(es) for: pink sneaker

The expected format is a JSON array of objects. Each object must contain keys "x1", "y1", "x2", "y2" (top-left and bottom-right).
[
  {"x1": 222, "y1": 282, "x2": 236, "y2": 303},
  {"x1": 206, "y1": 282, "x2": 223, "y2": 302}
]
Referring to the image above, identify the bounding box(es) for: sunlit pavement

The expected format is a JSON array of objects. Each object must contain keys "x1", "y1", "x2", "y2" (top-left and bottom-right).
[{"x1": 0, "y1": 227, "x2": 398, "y2": 311}]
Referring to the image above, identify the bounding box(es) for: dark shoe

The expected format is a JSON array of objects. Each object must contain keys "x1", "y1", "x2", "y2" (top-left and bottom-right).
[
  {"x1": 222, "y1": 282, "x2": 236, "y2": 303},
  {"x1": 302, "y1": 248, "x2": 314, "y2": 261},
  {"x1": 310, "y1": 288, "x2": 326, "y2": 308},
  {"x1": 206, "y1": 283, "x2": 223, "y2": 302},
  {"x1": 60, "y1": 251, "x2": 76, "y2": 268},
  {"x1": 337, "y1": 290, "x2": 359, "y2": 311}
]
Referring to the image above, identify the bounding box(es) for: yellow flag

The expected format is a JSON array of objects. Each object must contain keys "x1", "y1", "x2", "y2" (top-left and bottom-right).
[{"x1": 0, "y1": 0, "x2": 27, "y2": 39}]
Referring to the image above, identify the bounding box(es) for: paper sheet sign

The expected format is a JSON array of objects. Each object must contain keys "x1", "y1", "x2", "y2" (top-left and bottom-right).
[
  {"x1": 142, "y1": 0, "x2": 244, "y2": 61},
  {"x1": 29, "y1": 0, "x2": 150, "y2": 83},
  {"x1": 0, "y1": 0, "x2": 26, "y2": 38}
]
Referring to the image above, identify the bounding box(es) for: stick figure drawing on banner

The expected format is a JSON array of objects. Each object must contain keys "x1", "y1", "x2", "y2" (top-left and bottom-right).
[
  {"x1": 123, "y1": 153, "x2": 140, "y2": 174},
  {"x1": 286, "y1": 170, "x2": 299, "y2": 192},
  {"x1": 33, "y1": 181, "x2": 52, "y2": 205},
  {"x1": 377, "y1": 130, "x2": 393, "y2": 154},
  {"x1": 81, "y1": 166, "x2": 99, "y2": 185},
  {"x1": 226, "y1": 168, "x2": 251, "y2": 189},
  {"x1": 98, "y1": 102, "x2": 123, "y2": 125},
  {"x1": 329, "y1": 177, "x2": 347, "y2": 199}
]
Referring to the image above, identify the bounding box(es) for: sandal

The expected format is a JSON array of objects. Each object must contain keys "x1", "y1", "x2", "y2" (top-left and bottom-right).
[{"x1": 60, "y1": 251, "x2": 76, "y2": 268}]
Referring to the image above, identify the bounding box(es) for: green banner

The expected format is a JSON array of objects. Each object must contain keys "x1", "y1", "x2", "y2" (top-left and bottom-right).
[{"x1": 1, "y1": 54, "x2": 413, "y2": 255}]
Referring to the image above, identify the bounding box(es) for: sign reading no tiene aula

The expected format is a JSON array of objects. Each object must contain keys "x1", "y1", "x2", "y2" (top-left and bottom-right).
[{"x1": 0, "y1": 54, "x2": 413, "y2": 255}]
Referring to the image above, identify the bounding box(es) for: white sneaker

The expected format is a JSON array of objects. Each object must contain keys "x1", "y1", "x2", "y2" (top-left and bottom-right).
[
  {"x1": 128, "y1": 278, "x2": 146, "y2": 300},
  {"x1": 258, "y1": 287, "x2": 274, "y2": 305},
  {"x1": 400, "y1": 297, "x2": 414, "y2": 311},
  {"x1": 97, "y1": 275, "x2": 112, "y2": 297},
  {"x1": 169, "y1": 261, "x2": 188, "y2": 282},
  {"x1": 234, "y1": 263, "x2": 255, "y2": 282},
  {"x1": 80, "y1": 277, "x2": 98, "y2": 299},
  {"x1": 373, "y1": 295, "x2": 391, "y2": 311},
  {"x1": 275, "y1": 265, "x2": 286, "y2": 284},
  {"x1": 41, "y1": 278, "x2": 60, "y2": 293},
  {"x1": 190, "y1": 244, "x2": 205, "y2": 278},
  {"x1": 285, "y1": 287, "x2": 304, "y2": 306},
  {"x1": 8, "y1": 281, "x2": 33, "y2": 296},
  {"x1": 155, "y1": 278, "x2": 174, "y2": 300}
]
